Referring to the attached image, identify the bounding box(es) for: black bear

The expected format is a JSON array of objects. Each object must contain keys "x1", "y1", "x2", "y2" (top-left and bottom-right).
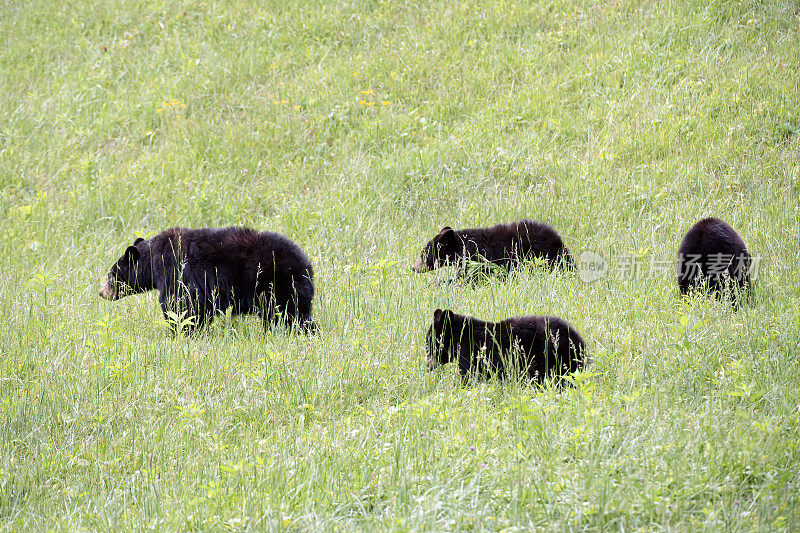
[
  {"x1": 425, "y1": 309, "x2": 586, "y2": 382},
  {"x1": 100, "y1": 227, "x2": 315, "y2": 332},
  {"x1": 677, "y1": 217, "x2": 751, "y2": 298},
  {"x1": 411, "y1": 220, "x2": 573, "y2": 273}
]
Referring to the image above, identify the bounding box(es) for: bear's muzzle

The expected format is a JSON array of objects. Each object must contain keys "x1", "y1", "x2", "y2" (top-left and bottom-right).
[
  {"x1": 99, "y1": 279, "x2": 117, "y2": 300},
  {"x1": 411, "y1": 258, "x2": 429, "y2": 273}
]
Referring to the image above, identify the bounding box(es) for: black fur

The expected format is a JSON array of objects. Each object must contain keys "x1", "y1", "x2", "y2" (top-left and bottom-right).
[
  {"x1": 425, "y1": 309, "x2": 586, "y2": 381},
  {"x1": 412, "y1": 220, "x2": 573, "y2": 273},
  {"x1": 100, "y1": 227, "x2": 315, "y2": 332},
  {"x1": 677, "y1": 217, "x2": 750, "y2": 297}
]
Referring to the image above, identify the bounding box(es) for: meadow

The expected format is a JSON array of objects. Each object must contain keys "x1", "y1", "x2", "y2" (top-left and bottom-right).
[{"x1": 1, "y1": 0, "x2": 799, "y2": 529}]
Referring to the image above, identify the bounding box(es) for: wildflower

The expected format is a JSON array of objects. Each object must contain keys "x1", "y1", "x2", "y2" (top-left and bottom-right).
[
  {"x1": 156, "y1": 98, "x2": 186, "y2": 114},
  {"x1": 598, "y1": 148, "x2": 616, "y2": 161},
  {"x1": 362, "y1": 89, "x2": 373, "y2": 95},
  {"x1": 381, "y1": 100, "x2": 391, "y2": 105}
]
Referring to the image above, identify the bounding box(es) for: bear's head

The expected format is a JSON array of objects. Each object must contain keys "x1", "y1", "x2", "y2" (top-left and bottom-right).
[
  {"x1": 99, "y1": 237, "x2": 151, "y2": 300},
  {"x1": 426, "y1": 308, "x2": 456, "y2": 370},
  {"x1": 412, "y1": 227, "x2": 463, "y2": 272}
]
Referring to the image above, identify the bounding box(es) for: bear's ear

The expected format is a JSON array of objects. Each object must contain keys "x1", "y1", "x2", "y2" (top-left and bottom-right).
[
  {"x1": 123, "y1": 245, "x2": 140, "y2": 262},
  {"x1": 434, "y1": 308, "x2": 453, "y2": 325},
  {"x1": 133, "y1": 237, "x2": 145, "y2": 245},
  {"x1": 438, "y1": 227, "x2": 460, "y2": 244}
]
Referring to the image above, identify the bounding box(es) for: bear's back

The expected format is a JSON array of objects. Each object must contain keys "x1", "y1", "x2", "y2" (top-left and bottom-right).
[
  {"x1": 679, "y1": 217, "x2": 747, "y2": 256},
  {"x1": 471, "y1": 221, "x2": 568, "y2": 266},
  {"x1": 504, "y1": 315, "x2": 586, "y2": 358},
  {"x1": 167, "y1": 227, "x2": 312, "y2": 282}
]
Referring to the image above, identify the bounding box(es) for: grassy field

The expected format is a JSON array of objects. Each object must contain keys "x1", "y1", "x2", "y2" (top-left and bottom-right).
[{"x1": 1, "y1": 0, "x2": 799, "y2": 529}]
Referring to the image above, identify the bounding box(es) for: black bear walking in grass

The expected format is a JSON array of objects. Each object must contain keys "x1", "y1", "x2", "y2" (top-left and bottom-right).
[
  {"x1": 425, "y1": 309, "x2": 586, "y2": 382},
  {"x1": 677, "y1": 217, "x2": 751, "y2": 298},
  {"x1": 100, "y1": 227, "x2": 315, "y2": 333},
  {"x1": 411, "y1": 220, "x2": 573, "y2": 273}
]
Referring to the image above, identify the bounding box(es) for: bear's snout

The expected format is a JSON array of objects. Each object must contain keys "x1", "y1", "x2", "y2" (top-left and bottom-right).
[
  {"x1": 411, "y1": 258, "x2": 428, "y2": 273},
  {"x1": 99, "y1": 279, "x2": 116, "y2": 300}
]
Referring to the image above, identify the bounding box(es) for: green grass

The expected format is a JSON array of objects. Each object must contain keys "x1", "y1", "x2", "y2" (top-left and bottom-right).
[{"x1": 2, "y1": 0, "x2": 800, "y2": 529}]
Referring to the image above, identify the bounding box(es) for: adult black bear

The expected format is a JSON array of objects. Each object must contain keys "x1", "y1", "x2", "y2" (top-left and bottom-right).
[
  {"x1": 411, "y1": 220, "x2": 573, "y2": 273},
  {"x1": 425, "y1": 309, "x2": 586, "y2": 382},
  {"x1": 100, "y1": 227, "x2": 315, "y2": 332},
  {"x1": 677, "y1": 217, "x2": 751, "y2": 298}
]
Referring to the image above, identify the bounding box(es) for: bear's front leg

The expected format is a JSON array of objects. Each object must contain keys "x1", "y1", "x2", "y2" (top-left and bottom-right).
[
  {"x1": 180, "y1": 291, "x2": 214, "y2": 334},
  {"x1": 158, "y1": 295, "x2": 181, "y2": 336},
  {"x1": 158, "y1": 290, "x2": 211, "y2": 335},
  {"x1": 457, "y1": 350, "x2": 476, "y2": 377}
]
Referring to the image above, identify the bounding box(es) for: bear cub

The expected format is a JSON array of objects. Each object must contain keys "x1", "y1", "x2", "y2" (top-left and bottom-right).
[
  {"x1": 425, "y1": 309, "x2": 586, "y2": 382},
  {"x1": 677, "y1": 217, "x2": 751, "y2": 298},
  {"x1": 412, "y1": 220, "x2": 573, "y2": 273},
  {"x1": 100, "y1": 226, "x2": 315, "y2": 332}
]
